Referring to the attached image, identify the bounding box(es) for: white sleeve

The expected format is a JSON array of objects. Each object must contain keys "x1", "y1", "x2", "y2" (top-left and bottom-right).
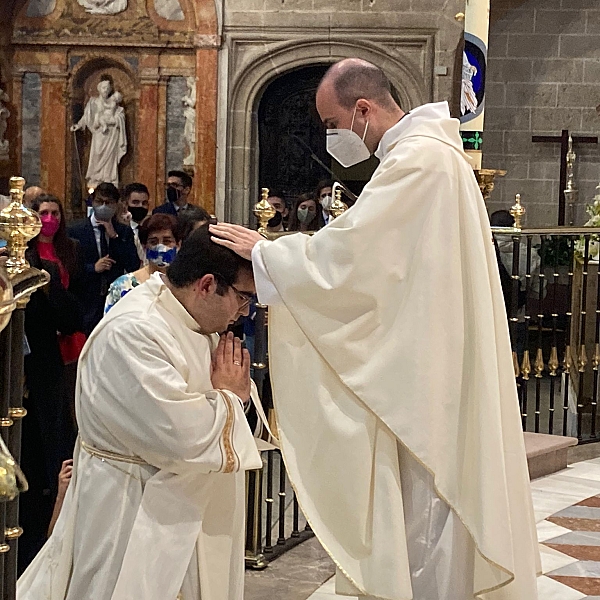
[{"x1": 252, "y1": 240, "x2": 283, "y2": 305}]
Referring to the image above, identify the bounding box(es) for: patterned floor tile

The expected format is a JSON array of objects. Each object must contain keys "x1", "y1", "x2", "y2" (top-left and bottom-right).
[
  {"x1": 537, "y1": 519, "x2": 572, "y2": 543},
  {"x1": 548, "y1": 561, "x2": 600, "y2": 578},
  {"x1": 548, "y1": 517, "x2": 600, "y2": 532},
  {"x1": 546, "y1": 545, "x2": 600, "y2": 562},
  {"x1": 549, "y1": 576, "x2": 600, "y2": 595},
  {"x1": 580, "y1": 497, "x2": 600, "y2": 508}
]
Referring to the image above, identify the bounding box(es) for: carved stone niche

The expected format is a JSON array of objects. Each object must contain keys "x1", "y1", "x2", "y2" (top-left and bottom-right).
[{"x1": 69, "y1": 55, "x2": 137, "y2": 212}]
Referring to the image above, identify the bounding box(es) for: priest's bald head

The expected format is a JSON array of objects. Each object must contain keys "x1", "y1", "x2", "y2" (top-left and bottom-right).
[{"x1": 316, "y1": 58, "x2": 405, "y2": 155}]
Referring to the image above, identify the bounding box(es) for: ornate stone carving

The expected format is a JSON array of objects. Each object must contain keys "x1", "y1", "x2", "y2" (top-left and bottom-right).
[
  {"x1": 155, "y1": 0, "x2": 184, "y2": 21},
  {"x1": 182, "y1": 76, "x2": 196, "y2": 167},
  {"x1": 0, "y1": 88, "x2": 10, "y2": 162},
  {"x1": 26, "y1": 0, "x2": 56, "y2": 18},
  {"x1": 71, "y1": 78, "x2": 127, "y2": 188},
  {"x1": 77, "y1": 0, "x2": 127, "y2": 15}
]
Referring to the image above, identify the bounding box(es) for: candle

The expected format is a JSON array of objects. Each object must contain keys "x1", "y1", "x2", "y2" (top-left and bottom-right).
[{"x1": 459, "y1": 0, "x2": 490, "y2": 171}]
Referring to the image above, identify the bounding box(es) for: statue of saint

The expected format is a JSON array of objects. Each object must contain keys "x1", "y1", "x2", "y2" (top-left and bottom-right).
[
  {"x1": 71, "y1": 79, "x2": 127, "y2": 189},
  {"x1": 154, "y1": 0, "x2": 184, "y2": 20},
  {"x1": 0, "y1": 88, "x2": 10, "y2": 161},
  {"x1": 182, "y1": 77, "x2": 196, "y2": 167},
  {"x1": 26, "y1": 0, "x2": 56, "y2": 17},
  {"x1": 77, "y1": 0, "x2": 127, "y2": 15}
]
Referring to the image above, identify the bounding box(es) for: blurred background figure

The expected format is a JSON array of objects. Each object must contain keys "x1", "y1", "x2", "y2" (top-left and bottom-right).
[
  {"x1": 22, "y1": 186, "x2": 46, "y2": 209},
  {"x1": 104, "y1": 213, "x2": 180, "y2": 312},
  {"x1": 122, "y1": 182, "x2": 150, "y2": 262},
  {"x1": 175, "y1": 205, "x2": 212, "y2": 242},
  {"x1": 315, "y1": 179, "x2": 333, "y2": 226},
  {"x1": 287, "y1": 193, "x2": 322, "y2": 232}
]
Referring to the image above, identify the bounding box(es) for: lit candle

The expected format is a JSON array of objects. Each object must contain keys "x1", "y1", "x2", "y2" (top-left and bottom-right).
[{"x1": 459, "y1": 0, "x2": 490, "y2": 171}]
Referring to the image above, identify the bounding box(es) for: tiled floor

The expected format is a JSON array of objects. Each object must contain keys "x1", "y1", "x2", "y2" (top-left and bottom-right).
[{"x1": 306, "y1": 455, "x2": 600, "y2": 600}]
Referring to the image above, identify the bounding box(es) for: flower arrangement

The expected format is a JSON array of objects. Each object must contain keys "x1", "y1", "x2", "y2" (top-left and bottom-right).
[{"x1": 575, "y1": 183, "x2": 600, "y2": 261}]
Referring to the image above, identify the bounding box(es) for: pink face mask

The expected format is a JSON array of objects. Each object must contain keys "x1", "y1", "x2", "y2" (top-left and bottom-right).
[{"x1": 40, "y1": 215, "x2": 60, "y2": 238}]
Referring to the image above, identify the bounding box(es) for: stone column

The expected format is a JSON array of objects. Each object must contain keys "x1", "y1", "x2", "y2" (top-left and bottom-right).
[
  {"x1": 40, "y1": 68, "x2": 67, "y2": 199},
  {"x1": 195, "y1": 38, "x2": 219, "y2": 215},
  {"x1": 137, "y1": 66, "x2": 160, "y2": 209}
]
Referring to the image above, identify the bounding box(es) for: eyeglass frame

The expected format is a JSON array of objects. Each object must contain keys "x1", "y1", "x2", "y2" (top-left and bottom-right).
[{"x1": 213, "y1": 272, "x2": 254, "y2": 308}]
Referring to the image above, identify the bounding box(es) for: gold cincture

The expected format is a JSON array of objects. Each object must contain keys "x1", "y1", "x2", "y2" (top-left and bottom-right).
[{"x1": 254, "y1": 188, "x2": 276, "y2": 236}]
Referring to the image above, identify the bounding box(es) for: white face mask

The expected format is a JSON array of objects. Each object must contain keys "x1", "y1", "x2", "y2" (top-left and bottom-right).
[
  {"x1": 320, "y1": 195, "x2": 333, "y2": 211},
  {"x1": 326, "y1": 106, "x2": 371, "y2": 168}
]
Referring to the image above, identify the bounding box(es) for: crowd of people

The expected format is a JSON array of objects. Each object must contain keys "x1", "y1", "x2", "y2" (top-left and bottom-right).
[{"x1": 12, "y1": 168, "x2": 340, "y2": 572}]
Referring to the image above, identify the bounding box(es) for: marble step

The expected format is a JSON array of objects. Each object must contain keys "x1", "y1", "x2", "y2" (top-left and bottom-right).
[{"x1": 525, "y1": 432, "x2": 578, "y2": 480}]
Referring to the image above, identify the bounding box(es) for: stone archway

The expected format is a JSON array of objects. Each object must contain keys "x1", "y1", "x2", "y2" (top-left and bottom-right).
[{"x1": 221, "y1": 34, "x2": 434, "y2": 223}]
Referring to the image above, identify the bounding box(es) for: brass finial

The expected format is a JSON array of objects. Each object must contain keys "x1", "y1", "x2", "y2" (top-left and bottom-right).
[
  {"x1": 534, "y1": 348, "x2": 545, "y2": 378},
  {"x1": 330, "y1": 183, "x2": 349, "y2": 220},
  {"x1": 0, "y1": 177, "x2": 42, "y2": 278},
  {"x1": 563, "y1": 345, "x2": 572, "y2": 371},
  {"x1": 578, "y1": 344, "x2": 588, "y2": 373},
  {"x1": 455, "y1": 12, "x2": 465, "y2": 22},
  {"x1": 548, "y1": 346, "x2": 559, "y2": 376},
  {"x1": 510, "y1": 193, "x2": 525, "y2": 230},
  {"x1": 521, "y1": 350, "x2": 531, "y2": 380},
  {"x1": 254, "y1": 187, "x2": 276, "y2": 236}
]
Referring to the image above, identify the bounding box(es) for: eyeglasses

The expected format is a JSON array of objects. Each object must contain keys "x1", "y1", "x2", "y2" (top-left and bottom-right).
[
  {"x1": 214, "y1": 273, "x2": 254, "y2": 308},
  {"x1": 165, "y1": 182, "x2": 184, "y2": 191}
]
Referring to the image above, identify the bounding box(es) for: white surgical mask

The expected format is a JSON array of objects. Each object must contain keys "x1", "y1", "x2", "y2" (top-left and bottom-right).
[
  {"x1": 320, "y1": 195, "x2": 333, "y2": 211},
  {"x1": 326, "y1": 106, "x2": 371, "y2": 168}
]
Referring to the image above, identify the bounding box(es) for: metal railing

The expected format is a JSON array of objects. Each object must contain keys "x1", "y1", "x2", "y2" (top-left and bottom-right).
[{"x1": 494, "y1": 226, "x2": 600, "y2": 441}]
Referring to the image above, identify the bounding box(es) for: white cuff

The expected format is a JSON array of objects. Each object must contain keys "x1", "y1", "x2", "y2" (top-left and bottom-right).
[{"x1": 251, "y1": 240, "x2": 282, "y2": 305}]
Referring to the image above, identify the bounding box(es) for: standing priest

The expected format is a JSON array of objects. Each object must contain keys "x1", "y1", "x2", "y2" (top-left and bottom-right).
[
  {"x1": 210, "y1": 59, "x2": 541, "y2": 600},
  {"x1": 18, "y1": 227, "x2": 269, "y2": 600}
]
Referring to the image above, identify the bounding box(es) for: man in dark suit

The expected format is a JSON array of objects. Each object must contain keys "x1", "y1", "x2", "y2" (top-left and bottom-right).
[
  {"x1": 153, "y1": 170, "x2": 198, "y2": 216},
  {"x1": 68, "y1": 182, "x2": 140, "y2": 335}
]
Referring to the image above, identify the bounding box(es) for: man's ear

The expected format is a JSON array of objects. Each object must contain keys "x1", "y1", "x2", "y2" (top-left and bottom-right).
[
  {"x1": 356, "y1": 98, "x2": 371, "y2": 118},
  {"x1": 195, "y1": 274, "x2": 217, "y2": 297}
]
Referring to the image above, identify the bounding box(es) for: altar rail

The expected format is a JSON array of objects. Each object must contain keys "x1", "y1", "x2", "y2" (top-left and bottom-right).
[{"x1": 492, "y1": 226, "x2": 600, "y2": 442}]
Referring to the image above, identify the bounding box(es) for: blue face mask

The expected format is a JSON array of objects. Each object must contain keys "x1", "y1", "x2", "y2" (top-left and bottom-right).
[{"x1": 146, "y1": 244, "x2": 177, "y2": 267}]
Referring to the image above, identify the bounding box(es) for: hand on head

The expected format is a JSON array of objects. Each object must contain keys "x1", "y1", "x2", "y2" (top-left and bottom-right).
[{"x1": 209, "y1": 223, "x2": 264, "y2": 261}]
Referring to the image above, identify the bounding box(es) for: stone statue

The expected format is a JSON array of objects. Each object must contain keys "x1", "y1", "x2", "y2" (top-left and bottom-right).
[
  {"x1": 0, "y1": 88, "x2": 10, "y2": 161},
  {"x1": 71, "y1": 79, "x2": 127, "y2": 189},
  {"x1": 77, "y1": 0, "x2": 127, "y2": 15},
  {"x1": 26, "y1": 0, "x2": 56, "y2": 17},
  {"x1": 461, "y1": 51, "x2": 478, "y2": 117},
  {"x1": 182, "y1": 77, "x2": 196, "y2": 167},
  {"x1": 155, "y1": 0, "x2": 184, "y2": 20}
]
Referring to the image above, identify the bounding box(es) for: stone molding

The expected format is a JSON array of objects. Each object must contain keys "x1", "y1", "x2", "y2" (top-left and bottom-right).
[{"x1": 222, "y1": 28, "x2": 435, "y2": 222}]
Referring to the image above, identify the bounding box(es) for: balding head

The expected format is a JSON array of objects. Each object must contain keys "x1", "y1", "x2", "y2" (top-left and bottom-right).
[
  {"x1": 23, "y1": 186, "x2": 45, "y2": 208},
  {"x1": 320, "y1": 58, "x2": 397, "y2": 111},
  {"x1": 316, "y1": 58, "x2": 405, "y2": 155}
]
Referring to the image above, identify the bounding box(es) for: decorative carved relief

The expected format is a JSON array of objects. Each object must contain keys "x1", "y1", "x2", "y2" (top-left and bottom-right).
[
  {"x1": 77, "y1": 0, "x2": 126, "y2": 15},
  {"x1": 182, "y1": 76, "x2": 195, "y2": 166}
]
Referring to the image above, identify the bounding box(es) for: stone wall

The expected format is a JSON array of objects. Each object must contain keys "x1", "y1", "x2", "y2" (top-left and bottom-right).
[
  {"x1": 484, "y1": 0, "x2": 600, "y2": 226},
  {"x1": 219, "y1": 0, "x2": 465, "y2": 222}
]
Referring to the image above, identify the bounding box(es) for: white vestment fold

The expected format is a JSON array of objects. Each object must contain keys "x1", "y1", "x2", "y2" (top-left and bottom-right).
[
  {"x1": 18, "y1": 272, "x2": 263, "y2": 600},
  {"x1": 253, "y1": 103, "x2": 541, "y2": 600}
]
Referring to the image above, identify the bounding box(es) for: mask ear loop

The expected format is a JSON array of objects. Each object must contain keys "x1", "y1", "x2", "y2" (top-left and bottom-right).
[{"x1": 351, "y1": 105, "x2": 369, "y2": 142}]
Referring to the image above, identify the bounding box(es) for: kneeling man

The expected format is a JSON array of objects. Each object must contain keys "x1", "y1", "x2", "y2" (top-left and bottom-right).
[{"x1": 18, "y1": 226, "x2": 265, "y2": 600}]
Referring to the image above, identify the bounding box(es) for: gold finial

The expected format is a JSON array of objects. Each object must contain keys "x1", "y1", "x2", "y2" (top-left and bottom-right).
[
  {"x1": 0, "y1": 177, "x2": 42, "y2": 278},
  {"x1": 533, "y1": 348, "x2": 544, "y2": 378},
  {"x1": 253, "y1": 187, "x2": 276, "y2": 236},
  {"x1": 475, "y1": 169, "x2": 506, "y2": 202},
  {"x1": 563, "y1": 345, "x2": 572, "y2": 371},
  {"x1": 510, "y1": 193, "x2": 525, "y2": 230},
  {"x1": 548, "y1": 346, "x2": 559, "y2": 376},
  {"x1": 330, "y1": 183, "x2": 349, "y2": 220},
  {"x1": 578, "y1": 344, "x2": 588, "y2": 373},
  {"x1": 521, "y1": 349, "x2": 531, "y2": 380},
  {"x1": 455, "y1": 12, "x2": 465, "y2": 22},
  {"x1": 512, "y1": 351, "x2": 520, "y2": 378}
]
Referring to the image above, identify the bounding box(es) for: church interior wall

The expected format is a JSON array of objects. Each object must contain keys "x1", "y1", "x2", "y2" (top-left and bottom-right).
[
  {"x1": 220, "y1": 0, "x2": 464, "y2": 223},
  {"x1": 484, "y1": 0, "x2": 600, "y2": 227}
]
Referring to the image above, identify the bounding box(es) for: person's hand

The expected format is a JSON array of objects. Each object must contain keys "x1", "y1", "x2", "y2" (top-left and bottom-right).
[
  {"x1": 211, "y1": 332, "x2": 251, "y2": 401},
  {"x1": 97, "y1": 218, "x2": 117, "y2": 239},
  {"x1": 94, "y1": 255, "x2": 115, "y2": 273},
  {"x1": 57, "y1": 459, "x2": 73, "y2": 499},
  {"x1": 209, "y1": 223, "x2": 265, "y2": 261}
]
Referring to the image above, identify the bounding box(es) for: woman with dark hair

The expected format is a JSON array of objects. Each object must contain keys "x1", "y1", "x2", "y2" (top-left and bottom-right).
[
  {"x1": 287, "y1": 193, "x2": 323, "y2": 232},
  {"x1": 104, "y1": 213, "x2": 180, "y2": 312},
  {"x1": 20, "y1": 194, "x2": 84, "y2": 572}
]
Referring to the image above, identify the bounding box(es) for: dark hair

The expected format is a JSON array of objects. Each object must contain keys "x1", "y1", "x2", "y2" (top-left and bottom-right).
[
  {"x1": 175, "y1": 207, "x2": 212, "y2": 241},
  {"x1": 267, "y1": 189, "x2": 285, "y2": 201},
  {"x1": 168, "y1": 170, "x2": 193, "y2": 189},
  {"x1": 325, "y1": 60, "x2": 396, "y2": 110},
  {"x1": 287, "y1": 193, "x2": 322, "y2": 232},
  {"x1": 92, "y1": 182, "x2": 120, "y2": 203},
  {"x1": 30, "y1": 194, "x2": 79, "y2": 279},
  {"x1": 122, "y1": 182, "x2": 149, "y2": 201},
  {"x1": 167, "y1": 224, "x2": 252, "y2": 293},
  {"x1": 490, "y1": 210, "x2": 515, "y2": 228},
  {"x1": 138, "y1": 214, "x2": 179, "y2": 246},
  {"x1": 315, "y1": 179, "x2": 334, "y2": 197}
]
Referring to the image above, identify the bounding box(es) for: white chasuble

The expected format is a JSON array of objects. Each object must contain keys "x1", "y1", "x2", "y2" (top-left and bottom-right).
[
  {"x1": 253, "y1": 103, "x2": 541, "y2": 599},
  {"x1": 17, "y1": 273, "x2": 263, "y2": 600}
]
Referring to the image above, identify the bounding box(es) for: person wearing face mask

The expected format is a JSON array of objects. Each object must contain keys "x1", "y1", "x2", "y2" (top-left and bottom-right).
[
  {"x1": 68, "y1": 182, "x2": 140, "y2": 335},
  {"x1": 104, "y1": 213, "x2": 180, "y2": 312},
  {"x1": 265, "y1": 190, "x2": 289, "y2": 233},
  {"x1": 315, "y1": 179, "x2": 334, "y2": 226},
  {"x1": 20, "y1": 195, "x2": 84, "y2": 571},
  {"x1": 287, "y1": 193, "x2": 322, "y2": 233},
  {"x1": 210, "y1": 58, "x2": 540, "y2": 600},
  {"x1": 121, "y1": 182, "x2": 151, "y2": 262}
]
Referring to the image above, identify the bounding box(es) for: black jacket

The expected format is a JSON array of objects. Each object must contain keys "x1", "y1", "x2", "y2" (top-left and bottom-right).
[{"x1": 67, "y1": 217, "x2": 140, "y2": 334}]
